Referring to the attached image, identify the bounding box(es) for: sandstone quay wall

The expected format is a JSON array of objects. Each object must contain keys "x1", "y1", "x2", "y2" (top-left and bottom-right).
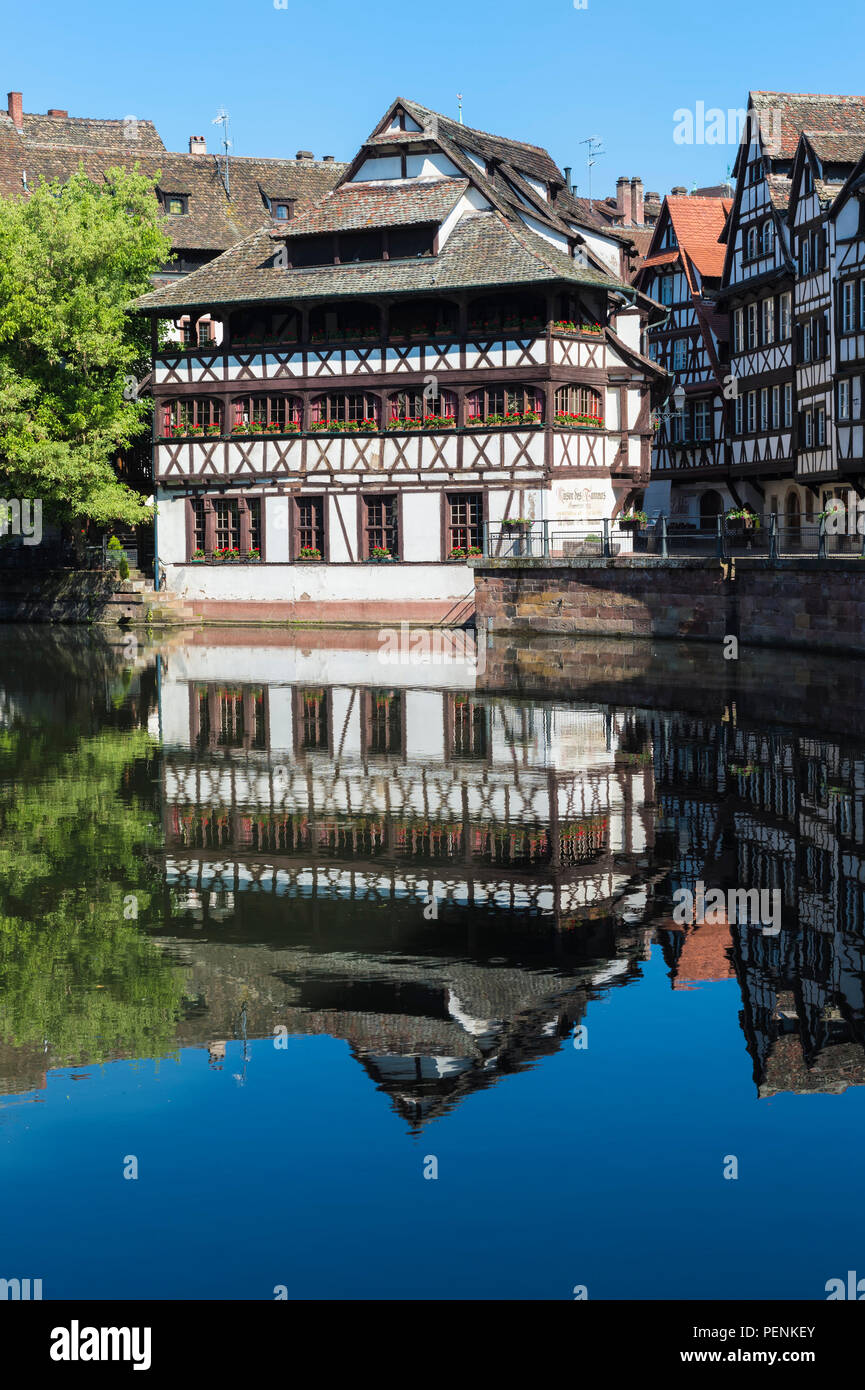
[{"x1": 471, "y1": 557, "x2": 865, "y2": 657}]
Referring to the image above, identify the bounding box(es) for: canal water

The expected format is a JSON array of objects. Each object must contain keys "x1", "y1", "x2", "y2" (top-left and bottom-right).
[{"x1": 1, "y1": 624, "x2": 864, "y2": 1300}]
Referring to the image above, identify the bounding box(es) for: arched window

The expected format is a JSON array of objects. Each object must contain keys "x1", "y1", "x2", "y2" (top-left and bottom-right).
[
  {"x1": 467, "y1": 294, "x2": 545, "y2": 335},
  {"x1": 554, "y1": 385, "x2": 603, "y2": 426},
  {"x1": 466, "y1": 384, "x2": 542, "y2": 425},
  {"x1": 310, "y1": 392, "x2": 380, "y2": 431},
  {"x1": 161, "y1": 398, "x2": 222, "y2": 438},
  {"x1": 389, "y1": 299, "x2": 457, "y2": 339},
  {"x1": 785, "y1": 490, "x2": 801, "y2": 531},
  {"x1": 308, "y1": 302, "x2": 380, "y2": 345},
  {"x1": 388, "y1": 388, "x2": 457, "y2": 428},
  {"x1": 232, "y1": 396, "x2": 302, "y2": 434}
]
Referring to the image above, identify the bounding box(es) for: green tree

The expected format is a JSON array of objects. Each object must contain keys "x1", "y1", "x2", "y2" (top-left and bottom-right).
[{"x1": 0, "y1": 165, "x2": 172, "y2": 526}]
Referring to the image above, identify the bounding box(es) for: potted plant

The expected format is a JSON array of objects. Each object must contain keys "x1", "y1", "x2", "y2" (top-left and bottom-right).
[
  {"x1": 367, "y1": 546, "x2": 395, "y2": 563},
  {"x1": 725, "y1": 507, "x2": 760, "y2": 532},
  {"x1": 247, "y1": 548, "x2": 261, "y2": 562},
  {"x1": 298, "y1": 546, "x2": 322, "y2": 561},
  {"x1": 501, "y1": 517, "x2": 533, "y2": 532},
  {"x1": 448, "y1": 545, "x2": 482, "y2": 560},
  {"x1": 619, "y1": 509, "x2": 648, "y2": 531},
  {"x1": 191, "y1": 548, "x2": 206, "y2": 564},
  {"x1": 581, "y1": 321, "x2": 603, "y2": 335}
]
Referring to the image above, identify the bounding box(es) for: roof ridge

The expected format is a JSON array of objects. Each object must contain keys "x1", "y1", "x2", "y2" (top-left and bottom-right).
[{"x1": 400, "y1": 98, "x2": 552, "y2": 157}]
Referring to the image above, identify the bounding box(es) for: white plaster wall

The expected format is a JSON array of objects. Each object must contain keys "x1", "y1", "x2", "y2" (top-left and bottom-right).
[
  {"x1": 265, "y1": 495, "x2": 290, "y2": 562},
  {"x1": 572, "y1": 227, "x2": 621, "y2": 274},
  {"x1": 438, "y1": 192, "x2": 491, "y2": 248},
  {"x1": 352, "y1": 156, "x2": 403, "y2": 181},
  {"x1": 405, "y1": 152, "x2": 462, "y2": 179},
  {"x1": 605, "y1": 389, "x2": 621, "y2": 429},
  {"x1": 168, "y1": 562, "x2": 474, "y2": 604},
  {"x1": 405, "y1": 691, "x2": 446, "y2": 762},
  {"x1": 614, "y1": 309, "x2": 642, "y2": 353},
  {"x1": 160, "y1": 645, "x2": 480, "y2": 697},
  {"x1": 157, "y1": 493, "x2": 187, "y2": 565},
  {"x1": 328, "y1": 494, "x2": 358, "y2": 563},
  {"x1": 519, "y1": 214, "x2": 570, "y2": 252},
  {"x1": 268, "y1": 686, "x2": 294, "y2": 750},
  {"x1": 402, "y1": 492, "x2": 440, "y2": 561}
]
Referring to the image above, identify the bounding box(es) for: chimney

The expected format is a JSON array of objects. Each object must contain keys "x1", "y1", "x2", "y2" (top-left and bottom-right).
[
  {"x1": 47, "y1": 108, "x2": 67, "y2": 118},
  {"x1": 322, "y1": 154, "x2": 335, "y2": 162},
  {"x1": 7, "y1": 92, "x2": 23, "y2": 131},
  {"x1": 295, "y1": 149, "x2": 313, "y2": 160},
  {"x1": 616, "y1": 176, "x2": 630, "y2": 220},
  {"x1": 563, "y1": 165, "x2": 572, "y2": 192},
  {"x1": 189, "y1": 135, "x2": 207, "y2": 155},
  {"x1": 630, "y1": 176, "x2": 644, "y2": 226},
  {"x1": 671, "y1": 185, "x2": 687, "y2": 196}
]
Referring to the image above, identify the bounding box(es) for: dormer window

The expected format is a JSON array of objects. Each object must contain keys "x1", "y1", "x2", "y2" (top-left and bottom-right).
[
  {"x1": 274, "y1": 202, "x2": 292, "y2": 221},
  {"x1": 165, "y1": 194, "x2": 188, "y2": 215}
]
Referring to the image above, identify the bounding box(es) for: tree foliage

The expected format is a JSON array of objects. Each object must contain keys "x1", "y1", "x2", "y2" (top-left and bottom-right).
[{"x1": 0, "y1": 165, "x2": 172, "y2": 526}]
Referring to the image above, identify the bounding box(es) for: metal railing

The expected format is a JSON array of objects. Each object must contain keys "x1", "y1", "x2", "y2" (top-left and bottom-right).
[{"x1": 481, "y1": 515, "x2": 865, "y2": 563}]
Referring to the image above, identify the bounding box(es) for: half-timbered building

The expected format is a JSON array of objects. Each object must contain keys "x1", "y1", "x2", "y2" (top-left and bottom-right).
[
  {"x1": 635, "y1": 194, "x2": 731, "y2": 523},
  {"x1": 134, "y1": 98, "x2": 667, "y2": 623},
  {"x1": 718, "y1": 92, "x2": 865, "y2": 521},
  {"x1": 826, "y1": 144, "x2": 865, "y2": 503}
]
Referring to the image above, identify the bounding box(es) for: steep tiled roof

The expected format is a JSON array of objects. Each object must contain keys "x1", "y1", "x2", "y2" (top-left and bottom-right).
[
  {"x1": 281, "y1": 178, "x2": 468, "y2": 236},
  {"x1": 399, "y1": 98, "x2": 563, "y2": 187},
  {"x1": 751, "y1": 90, "x2": 865, "y2": 158},
  {"x1": 133, "y1": 207, "x2": 623, "y2": 313},
  {"x1": 0, "y1": 108, "x2": 164, "y2": 149},
  {"x1": 0, "y1": 126, "x2": 346, "y2": 252},
  {"x1": 766, "y1": 173, "x2": 793, "y2": 211},
  {"x1": 639, "y1": 250, "x2": 679, "y2": 270},
  {"x1": 666, "y1": 196, "x2": 731, "y2": 280},
  {"x1": 802, "y1": 129, "x2": 865, "y2": 164}
]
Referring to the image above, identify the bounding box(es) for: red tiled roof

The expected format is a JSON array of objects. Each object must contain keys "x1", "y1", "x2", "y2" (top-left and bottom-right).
[
  {"x1": 640, "y1": 250, "x2": 679, "y2": 270},
  {"x1": 751, "y1": 91, "x2": 865, "y2": 158},
  {"x1": 666, "y1": 196, "x2": 732, "y2": 280}
]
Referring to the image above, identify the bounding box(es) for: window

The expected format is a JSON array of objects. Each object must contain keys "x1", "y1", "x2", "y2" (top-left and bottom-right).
[
  {"x1": 746, "y1": 391, "x2": 757, "y2": 432},
  {"x1": 448, "y1": 493, "x2": 483, "y2": 552},
  {"x1": 390, "y1": 388, "x2": 457, "y2": 424},
  {"x1": 772, "y1": 385, "x2": 780, "y2": 429},
  {"x1": 843, "y1": 281, "x2": 856, "y2": 333},
  {"x1": 761, "y1": 298, "x2": 774, "y2": 344},
  {"x1": 161, "y1": 398, "x2": 221, "y2": 437},
  {"x1": 294, "y1": 497, "x2": 325, "y2": 558},
  {"x1": 784, "y1": 382, "x2": 793, "y2": 427},
  {"x1": 659, "y1": 275, "x2": 674, "y2": 306},
  {"x1": 760, "y1": 387, "x2": 769, "y2": 431},
  {"x1": 693, "y1": 400, "x2": 711, "y2": 440},
  {"x1": 749, "y1": 158, "x2": 763, "y2": 184},
  {"x1": 802, "y1": 320, "x2": 812, "y2": 362},
  {"x1": 860, "y1": 279, "x2": 865, "y2": 329},
  {"x1": 214, "y1": 499, "x2": 240, "y2": 552},
  {"x1": 387, "y1": 224, "x2": 436, "y2": 259},
  {"x1": 363, "y1": 495, "x2": 398, "y2": 558},
  {"x1": 734, "y1": 396, "x2": 743, "y2": 435},
  {"x1": 338, "y1": 230, "x2": 383, "y2": 263},
  {"x1": 745, "y1": 226, "x2": 758, "y2": 259},
  {"x1": 196, "y1": 320, "x2": 214, "y2": 348},
  {"x1": 295, "y1": 688, "x2": 329, "y2": 753},
  {"x1": 839, "y1": 379, "x2": 851, "y2": 420},
  {"x1": 232, "y1": 396, "x2": 302, "y2": 433},
  {"x1": 732, "y1": 308, "x2": 743, "y2": 353},
  {"x1": 363, "y1": 689, "x2": 404, "y2": 758},
  {"x1": 274, "y1": 202, "x2": 292, "y2": 221},
  {"x1": 165, "y1": 194, "x2": 188, "y2": 215},
  {"x1": 469, "y1": 384, "x2": 543, "y2": 422},
  {"x1": 816, "y1": 407, "x2": 826, "y2": 445},
  {"x1": 553, "y1": 384, "x2": 603, "y2": 424},
  {"x1": 761, "y1": 220, "x2": 774, "y2": 255},
  {"x1": 448, "y1": 695, "x2": 488, "y2": 761},
  {"x1": 802, "y1": 411, "x2": 813, "y2": 447},
  {"x1": 672, "y1": 337, "x2": 687, "y2": 371},
  {"x1": 389, "y1": 298, "x2": 458, "y2": 338},
  {"x1": 800, "y1": 236, "x2": 810, "y2": 276},
  {"x1": 309, "y1": 303, "x2": 380, "y2": 343},
  {"x1": 189, "y1": 495, "x2": 260, "y2": 559},
  {"x1": 191, "y1": 497, "x2": 205, "y2": 553},
  {"x1": 746, "y1": 303, "x2": 758, "y2": 349},
  {"x1": 779, "y1": 293, "x2": 792, "y2": 339},
  {"x1": 311, "y1": 393, "x2": 380, "y2": 428}
]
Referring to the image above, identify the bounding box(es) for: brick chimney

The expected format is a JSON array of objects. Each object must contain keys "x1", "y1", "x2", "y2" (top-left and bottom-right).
[
  {"x1": 616, "y1": 176, "x2": 629, "y2": 220},
  {"x1": 322, "y1": 154, "x2": 335, "y2": 162},
  {"x1": 189, "y1": 135, "x2": 206, "y2": 155},
  {"x1": 295, "y1": 149, "x2": 313, "y2": 160},
  {"x1": 630, "y1": 176, "x2": 644, "y2": 226},
  {"x1": 7, "y1": 92, "x2": 23, "y2": 131},
  {"x1": 671, "y1": 185, "x2": 688, "y2": 196},
  {"x1": 47, "y1": 108, "x2": 67, "y2": 118}
]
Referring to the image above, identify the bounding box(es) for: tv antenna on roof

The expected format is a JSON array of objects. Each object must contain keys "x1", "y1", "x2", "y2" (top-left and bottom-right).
[
  {"x1": 457, "y1": 93, "x2": 463, "y2": 125},
  {"x1": 212, "y1": 108, "x2": 232, "y2": 198},
  {"x1": 579, "y1": 135, "x2": 604, "y2": 200}
]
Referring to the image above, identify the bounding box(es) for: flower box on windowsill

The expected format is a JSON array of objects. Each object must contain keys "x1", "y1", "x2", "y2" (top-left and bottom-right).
[
  {"x1": 387, "y1": 416, "x2": 456, "y2": 431},
  {"x1": 297, "y1": 547, "x2": 323, "y2": 561},
  {"x1": 308, "y1": 419, "x2": 379, "y2": 434},
  {"x1": 554, "y1": 413, "x2": 604, "y2": 430},
  {"x1": 466, "y1": 412, "x2": 542, "y2": 429},
  {"x1": 448, "y1": 546, "x2": 483, "y2": 561},
  {"x1": 366, "y1": 548, "x2": 396, "y2": 563},
  {"x1": 233, "y1": 424, "x2": 300, "y2": 437}
]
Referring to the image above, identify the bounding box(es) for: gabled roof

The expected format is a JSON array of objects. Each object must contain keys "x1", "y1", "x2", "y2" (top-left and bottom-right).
[
  {"x1": 665, "y1": 196, "x2": 731, "y2": 280},
  {"x1": 0, "y1": 107, "x2": 164, "y2": 150},
  {"x1": 749, "y1": 90, "x2": 865, "y2": 159},
  {"x1": 801, "y1": 129, "x2": 865, "y2": 165},
  {"x1": 397, "y1": 97, "x2": 563, "y2": 187},
  {"x1": 132, "y1": 207, "x2": 625, "y2": 314},
  {"x1": 278, "y1": 178, "x2": 469, "y2": 236}
]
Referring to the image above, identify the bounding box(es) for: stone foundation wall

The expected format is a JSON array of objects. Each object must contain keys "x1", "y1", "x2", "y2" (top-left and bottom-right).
[{"x1": 472, "y1": 556, "x2": 865, "y2": 657}]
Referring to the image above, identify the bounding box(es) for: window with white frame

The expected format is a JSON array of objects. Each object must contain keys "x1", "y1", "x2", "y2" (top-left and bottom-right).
[
  {"x1": 784, "y1": 382, "x2": 793, "y2": 427},
  {"x1": 772, "y1": 385, "x2": 780, "y2": 429},
  {"x1": 746, "y1": 226, "x2": 758, "y2": 259},
  {"x1": 693, "y1": 400, "x2": 711, "y2": 440},
  {"x1": 746, "y1": 391, "x2": 757, "y2": 432},
  {"x1": 843, "y1": 281, "x2": 856, "y2": 333},
  {"x1": 733, "y1": 308, "x2": 743, "y2": 353},
  {"x1": 838, "y1": 378, "x2": 851, "y2": 420},
  {"x1": 803, "y1": 410, "x2": 813, "y2": 447},
  {"x1": 860, "y1": 279, "x2": 865, "y2": 329},
  {"x1": 802, "y1": 321, "x2": 812, "y2": 362},
  {"x1": 747, "y1": 303, "x2": 758, "y2": 348},
  {"x1": 761, "y1": 221, "x2": 774, "y2": 255},
  {"x1": 800, "y1": 236, "x2": 810, "y2": 275},
  {"x1": 659, "y1": 276, "x2": 674, "y2": 306},
  {"x1": 762, "y1": 298, "x2": 775, "y2": 344},
  {"x1": 760, "y1": 388, "x2": 769, "y2": 430},
  {"x1": 672, "y1": 337, "x2": 687, "y2": 370},
  {"x1": 816, "y1": 407, "x2": 826, "y2": 445},
  {"x1": 780, "y1": 293, "x2": 791, "y2": 339},
  {"x1": 734, "y1": 395, "x2": 743, "y2": 434}
]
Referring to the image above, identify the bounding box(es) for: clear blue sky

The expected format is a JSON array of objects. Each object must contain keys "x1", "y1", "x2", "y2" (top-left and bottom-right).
[{"x1": 4, "y1": 0, "x2": 865, "y2": 197}]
